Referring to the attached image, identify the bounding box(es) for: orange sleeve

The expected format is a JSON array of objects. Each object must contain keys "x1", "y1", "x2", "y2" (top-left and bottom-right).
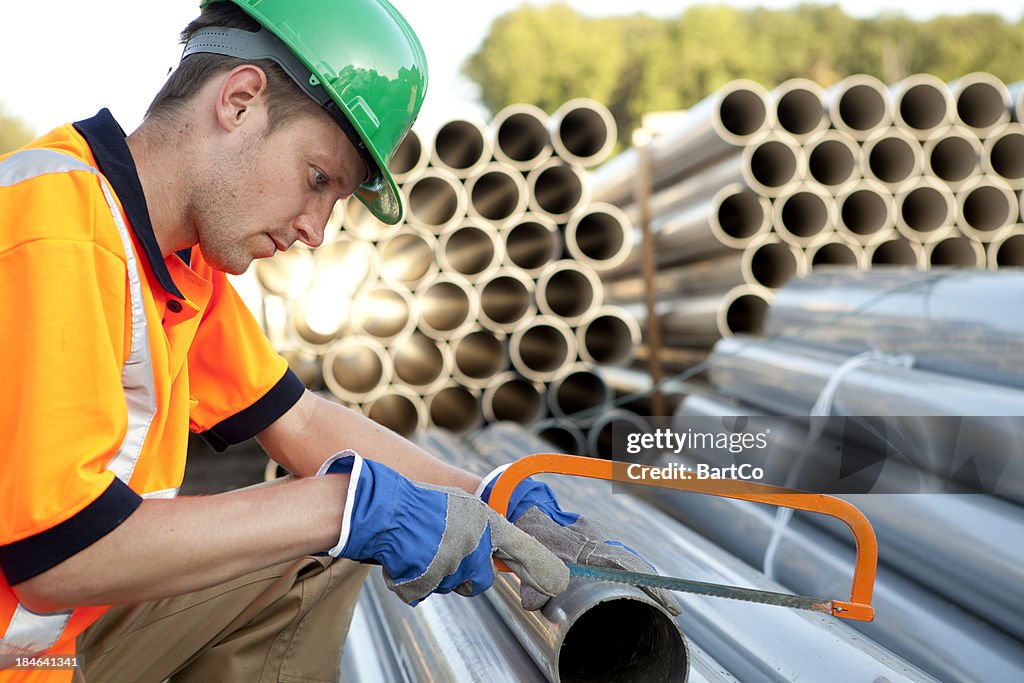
[{"x1": 186, "y1": 252, "x2": 304, "y2": 451}]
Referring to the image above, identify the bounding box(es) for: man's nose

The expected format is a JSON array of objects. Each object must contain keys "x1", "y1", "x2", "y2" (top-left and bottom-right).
[{"x1": 294, "y1": 211, "x2": 327, "y2": 248}]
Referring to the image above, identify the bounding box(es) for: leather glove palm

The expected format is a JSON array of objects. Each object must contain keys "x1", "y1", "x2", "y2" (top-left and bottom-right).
[
  {"x1": 320, "y1": 451, "x2": 569, "y2": 606},
  {"x1": 478, "y1": 466, "x2": 681, "y2": 615}
]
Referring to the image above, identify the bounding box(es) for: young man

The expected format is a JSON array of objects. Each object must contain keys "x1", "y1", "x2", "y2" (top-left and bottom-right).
[{"x1": 0, "y1": 1, "x2": 676, "y2": 680}]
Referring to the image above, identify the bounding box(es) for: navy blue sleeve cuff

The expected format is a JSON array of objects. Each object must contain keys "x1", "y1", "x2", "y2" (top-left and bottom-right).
[
  {"x1": 0, "y1": 478, "x2": 143, "y2": 586},
  {"x1": 199, "y1": 368, "x2": 305, "y2": 452}
]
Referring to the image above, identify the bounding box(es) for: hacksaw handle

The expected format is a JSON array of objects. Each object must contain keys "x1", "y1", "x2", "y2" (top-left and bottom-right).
[{"x1": 488, "y1": 452, "x2": 877, "y2": 622}]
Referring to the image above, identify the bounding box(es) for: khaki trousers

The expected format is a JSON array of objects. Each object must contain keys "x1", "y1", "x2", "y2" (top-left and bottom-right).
[{"x1": 72, "y1": 556, "x2": 369, "y2": 683}]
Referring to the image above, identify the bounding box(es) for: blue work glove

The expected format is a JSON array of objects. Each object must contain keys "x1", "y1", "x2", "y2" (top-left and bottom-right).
[
  {"x1": 318, "y1": 451, "x2": 569, "y2": 606},
  {"x1": 477, "y1": 465, "x2": 681, "y2": 615}
]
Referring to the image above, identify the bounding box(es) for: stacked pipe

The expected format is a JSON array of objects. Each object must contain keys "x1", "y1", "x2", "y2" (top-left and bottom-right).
[
  {"x1": 591, "y1": 73, "x2": 1024, "y2": 373},
  {"x1": 644, "y1": 268, "x2": 1024, "y2": 681},
  {"x1": 239, "y1": 98, "x2": 653, "y2": 452}
]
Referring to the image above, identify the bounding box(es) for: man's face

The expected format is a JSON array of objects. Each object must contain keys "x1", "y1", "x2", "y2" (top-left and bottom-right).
[{"x1": 190, "y1": 107, "x2": 368, "y2": 275}]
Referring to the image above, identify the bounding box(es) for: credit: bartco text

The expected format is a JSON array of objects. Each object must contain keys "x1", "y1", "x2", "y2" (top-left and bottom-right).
[{"x1": 625, "y1": 462, "x2": 765, "y2": 481}]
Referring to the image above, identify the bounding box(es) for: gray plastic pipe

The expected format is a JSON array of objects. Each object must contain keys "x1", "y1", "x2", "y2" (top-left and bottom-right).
[{"x1": 826, "y1": 74, "x2": 894, "y2": 140}]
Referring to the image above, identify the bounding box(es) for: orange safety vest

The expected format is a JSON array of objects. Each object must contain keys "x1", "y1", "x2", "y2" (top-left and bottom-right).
[{"x1": 0, "y1": 110, "x2": 304, "y2": 681}]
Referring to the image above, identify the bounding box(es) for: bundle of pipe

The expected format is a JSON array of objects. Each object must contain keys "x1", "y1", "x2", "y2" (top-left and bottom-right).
[
  {"x1": 418, "y1": 423, "x2": 937, "y2": 682},
  {"x1": 588, "y1": 73, "x2": 1024, "y2": 378},
  {"x1": 238, "y1": 99, "x2": 657, "y2": 455}
]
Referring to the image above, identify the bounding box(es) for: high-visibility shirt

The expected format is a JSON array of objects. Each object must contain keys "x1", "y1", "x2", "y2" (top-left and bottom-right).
[{"x1": 0, "y1": 109, "x2": 305, "y2": 681}]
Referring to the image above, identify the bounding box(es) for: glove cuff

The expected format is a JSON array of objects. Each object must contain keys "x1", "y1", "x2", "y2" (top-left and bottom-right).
[
  {"x1": 474, "y1": 464, "x2": 512, "y2": 500},
  {"x1": 317, "y1": 449, "x2": 365, "y2": 557}
]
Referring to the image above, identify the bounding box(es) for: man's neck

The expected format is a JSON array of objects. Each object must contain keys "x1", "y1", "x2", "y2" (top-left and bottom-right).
[{"x1": 126, "y1": 120, "x2": 195, "y2": 259}]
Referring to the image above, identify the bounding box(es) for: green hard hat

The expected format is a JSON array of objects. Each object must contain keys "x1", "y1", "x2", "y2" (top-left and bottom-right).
[{"x1": 193, "y1": 0, "x2": 427, "y2": 224}]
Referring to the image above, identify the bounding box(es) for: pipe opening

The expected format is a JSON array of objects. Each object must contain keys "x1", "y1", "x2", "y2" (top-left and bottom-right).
[
  {"x1": 589, "y1": 414, "x2": 649, "y2": 459},
  {"x1": 454, "y1": 331, "x2": 505, "y2": 381},
  {"x1": 506, "y1": 220, "x2": 560, "y2": 271},
  {"x1": 532, "y1": 164, "x2": 585, "y2": 215},
  {"x1": 898, "y1": 84, "x2": 949, "y2": 131},
  {"x1": 779, "y1": 191, "x2": 830, "y2": 238},
  {"x1": 380, "y1": 233, "x2": 434, "y2": 285},
  {"x1": 837, "y1": 84, "x2": 887, "y2": 131},
  {"x1": 725, "y1": 294, "x2": 767, "y2": 336},
  {"x1": 811, "y1": 242, "x2": 859, "y2": 267},
  {"x1": 553, "y1": 371, "x2": 609, "y2": 417},
  {"x1": 559, "y1": 599, "x2": 688, "y2": 683},
  {"x1": 407, "y1": 176, "x2": 461, "y2": 229},
  {"x1": 480, "y1": 275, "x2": 532, "y2": 326},
  {"x1": 868, "y1": 137, "x2": 918, "y2": 184},
  {"x1": 581, "y1": 315, "x2": 635, "y2": 365},
  {"x1": 717, "y1": 191, "x2": 766, "y2": 240},
  {"x1": 541, "y1": 268, "x2": 596, "y2": 319},
  {"x1": 957, "y1": 82, "x2": 1006, "y2": 130},
  {"x1": 470, "y1": 170, "x2": 523, "y2": 222},
  {"x1": 353, "y1": 288, "x2": 411, "y2": 339},
  {"x1": 808, "y1": 139, "x2": 856, "y2": 186},
  {"x1": 719, "y1": 89, "x2": 768, "y2": 137},
  {"x1": 930, "y1": 237, "x2": 982, "y2": 266},
  {"x1": 420, "y1": 281, "x2": 472, "y2": 334},
  {"x1": 572, "y1": 211, "x2": 626, "y2": 261},
  {"x1": 777, "y1": 89, "x2": 825, "y2": 136},
  {"x1": 392, "y1": 334, "x2": 445, "y2": 387},
  {"x1": 497, "y1": 112, "x2": 549, "y2": 163},
  {"x1": 389, "y1": 131, "x2": 424, "y2": 178},
  {"x1": 962, "y1": 185, "x2": 1012, "y2": 232},
  {"x1": 993, "y1": 234, "x2": 1024, "y2": 267},
  {"x1": 367, "y1": 393, "x2": 421, "y2": 437},
  {"x1": 871, "y1": 239, "x2": 919, "y2": 266},
  {"x1": 515, "y1": 324, "x2": 571, "y2": 374},
  {"x1": 750, "y1": 241, "x2": 798, "y2": 289},
  {"x1": 841, "y1": 189, "x2": 890, "y2": 236},
  {"x1": 535, "y1": 424, "x2": 586, "y2": 455},
  {"x1": 989, "y1": 131, "x2": 1024, "y2": 182},
  {"x1": 328, "y1": 346, "x2": 385, "y2": 396},
  {"x1": 485, "y1": 377, "x2": 543, "y2": 424},
  {"x1": 748, "y1": 140, "x2": 798, "y2": 190},
  {"x1": 433, "y1": 120, "x2": 487, "y2": 172},
  {"x1": 901, "y1": 186, "x2": 951, "y2": 233},
  {"x1": 558, "y1": 107, "x2": 611, "y2": 159},
  {"x1": 928, "y1": 135, "x2": 978, "y2": 184},
  {"x1": 428, "y1": 386, "x2": 481, "y2": 434},
  {"x1": 444, "y1": 226, "x2": 498, "y2": 277}
]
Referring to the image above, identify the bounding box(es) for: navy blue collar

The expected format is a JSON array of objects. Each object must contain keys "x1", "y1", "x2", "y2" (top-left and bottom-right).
[{"x1": 73, "y1": 109, "x2": 184, "y2": 298}]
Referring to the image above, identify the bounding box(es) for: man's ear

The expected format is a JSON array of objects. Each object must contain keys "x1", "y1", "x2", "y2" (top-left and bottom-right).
[{"x1": 215, "y1": 64, "x2": 269, "y2": 131}]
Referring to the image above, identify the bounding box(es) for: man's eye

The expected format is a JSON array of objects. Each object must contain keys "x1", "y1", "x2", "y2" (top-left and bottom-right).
[{"x1": 314, "y1": 169, "x2": 329, "y2": 187}]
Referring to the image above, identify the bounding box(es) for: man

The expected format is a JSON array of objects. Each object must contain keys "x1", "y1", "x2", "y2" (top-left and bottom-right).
[{"x1": 0, "y1": 1, "x2": 676, "y2": 681}]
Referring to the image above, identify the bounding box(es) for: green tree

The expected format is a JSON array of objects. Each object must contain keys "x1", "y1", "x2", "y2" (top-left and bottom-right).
[{"x1": 0, "y1": 104, "x2": 34, "y2": 155}]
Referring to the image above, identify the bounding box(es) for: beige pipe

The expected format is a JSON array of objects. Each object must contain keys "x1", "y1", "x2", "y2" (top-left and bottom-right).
[
  {"x1": 526, "y1": 159, "x2": 590, "y2": 222},
  {"x1": 475, "y1": 267, "x2": 536, "y2": 333},
  {"x1": 254, "y1": 246, "x2": 314, "y2": 298},
  {"x1": 949, "y1": 72, "x2": 1011, "y2": 137},
  {"x1": 351, "y1": 282, "x2": 418, "y2": 344},
  {"x1": 564, "y1": 202, "x2": 633, "y2": 273},
  {"x1": 835, "y1": 179, "x2": 896, "y2": 246},
  {"x1": 322, "y1": 336, "x2": 392, "y2": 404},
  {"x1": 926, "y1": 232, "x2": 987, "y2": 267},
  {"x1": 742, "y1": 130, "x2": 805, "y2": 197},
  {"x1": 860, "y1": 126, "x2": 924, "y2": 190},
  {"x1": 403, "y1": 167, "x2": 468, "y2": 234},
  {"x1": 389, "y1": 333, "x2": 452, "y2": 396},
  {"x1": 377, "y1": 225, "x2": 439, "y2": 288},
  {"x1": 388, "y1": 128, "x2": 429, "y2": 183},
  {"x1": 501, "y1": 213, "x2": 562, "y2": 276},
  {"x1": 956, "y1": 175, "x2": 1018, "y2": 243},
  {"x1": 890, "y1": 74, "x2": 955, "y2": 140},
  {"x1": 289, "y1": 285, "x2": 351, "y2": 351},
  {"x1": 364, "y1": 386, "x2": 427, "y2": 438},
  {"x1": 535, "y1": 259, "x2": 604, "y2": 326},
  {"x1": 491, "y1": 103, "x2": 553, "y2": 171},
  {"x1": 575, "y1": 305, "x2": 642, "y2": 368},
  {"x1": 343, "y1": 196, "x2": 402, "y2": 243},
  {"x1": 922, "y1": 124, "x2": 982, "y2": 191},
  {"x1": 805, "y1": 233, "x2": 868, "y2": 270},
  {"x1": 987, "y1": 232, "x2": 1024, "y2": 269},
  {"x1": 415, "y1": 272, "x2": 479, "y2": 340},
  {"x1": 773, "y1": 182, "x2": 837, "y2": 248},
  {"x1": 464, "y1": 162, "x2": 529, "y2": 229},
  {"x1": 894, "y1": 175, "x2": 957, "y2": 244},
  {"x1": 802, "y1": 129, "x2": 860, "y2": 194},
  {"x1": 437, "y1": 219, "x2": 504, "y2": 282},
  {"x1": 481, "y1": 371, "x2": 546, "y2": 425},
  {"x1": 429, "y1": 118, "x2": 492, "y2": 179},
  {"x1": 982, "y1": 122, "x2": 1024, "y2": 190},
  {"x1": 602, "y1": 254, "x2": 747, "y2": 303},
  {"x1": 528, "y1": 419, "x2": 587, "y2": 456},
  {"x1": 546, "y1": 362, "x2": 613, "y2": 420},
  {"x1": 549, "y1": 97, "x2": 618, "y2": 167},
  {"x1": 509, "y1": 315, "x2": 578, "y2": 383},
  {"x1": 424, "y1": 382, "x2": 483, "y2": 435},
  {"x1": 865, "y1": 235, "x2": 927, "y2": 269},
  {"x1": 313, "y1": 234, "x2": 379, "y2": 295},
  {"x1": 278, "y1": 345, "x2": 323, "y2": 391},
  {"x1": 771, "y1": 78, "x2": 829, "y2": 142},
  {"x1": 742, "y1": 233, "x2": 807, "y2": 293},
  {"x1": 450, "y1": 325, "x2": 509, "y2": 389},
  {"x1": 826, "y1": 74, "x2": 894, "y2": 140}
]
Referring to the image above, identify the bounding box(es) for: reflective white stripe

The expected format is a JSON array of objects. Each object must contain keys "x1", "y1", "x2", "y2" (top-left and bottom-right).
[
  {"x1": 0, "y1": 149, "x2": 158, "y2": 658},
  {"x1": 142, "y1": 487, "x2": 180, "y2": 500},
  {"x1": 473, "y1": 463, "x2": 512, "y2": 499},
  {"x1": 315, "y1": 450, "x2": 363, "y2": 557}
]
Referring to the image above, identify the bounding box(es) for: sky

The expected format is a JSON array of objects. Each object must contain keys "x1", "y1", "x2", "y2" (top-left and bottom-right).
[{"x1": 2, "y1": 1, "x2": 1022, "y2": 138}]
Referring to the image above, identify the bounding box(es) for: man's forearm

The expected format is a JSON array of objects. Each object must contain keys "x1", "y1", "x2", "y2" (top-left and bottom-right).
[
  {"x1": 258, "y1": 390, "x2": 482, "y2": 492},
  {"x1": 13, "y1": 473, "x2": 348, "y2": 613}
]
